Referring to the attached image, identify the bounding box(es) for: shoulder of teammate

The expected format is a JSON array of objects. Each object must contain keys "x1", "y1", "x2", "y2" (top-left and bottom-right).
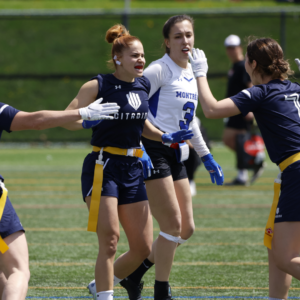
[
  {"x1": 136, "y1": 76, "x2": 151, "y2": 95},
  {"x1": 0, "y1": 102, "x2": 20, "y2": 132},
  {"x1": 144, "y1": 59, "x2": 172, "y2": 98},
  {"x1": 230, "y1": 85, "x2": 265, "y2": 116},
  {"x1": 70, "y1": 79, "x2": 99, "y2": 110},
  {"x1": 90, "y1": 74, "x2": 106, "y2": 98}
]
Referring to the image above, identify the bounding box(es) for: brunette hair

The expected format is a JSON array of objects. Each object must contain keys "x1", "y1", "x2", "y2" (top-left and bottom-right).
[
  {"x1": 247, "y1": 37, "x2": 294, "y2": 80},
  {"x1": 105, "y1": 24, "x2": 141, "y2": 69},
  {"x1": 162, "y1": 15, "x2": 194, "y2": 54}
]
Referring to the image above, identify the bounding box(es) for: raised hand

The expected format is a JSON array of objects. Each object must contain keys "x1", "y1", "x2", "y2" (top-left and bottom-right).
[
  {"x1": 188, "y1": 48, "x2": 208, "y2": 78},
  {"x1": 79, "y1": 98, "x2": 120, "y2": 121}
]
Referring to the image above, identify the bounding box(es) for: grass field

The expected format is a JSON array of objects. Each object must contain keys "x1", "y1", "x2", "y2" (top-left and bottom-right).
[{"x1": 1, "y1": 144, "x2": 300, "y2": 299}]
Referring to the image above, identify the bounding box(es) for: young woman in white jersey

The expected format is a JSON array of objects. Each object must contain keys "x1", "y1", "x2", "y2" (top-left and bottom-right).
[{"x1": 118, "y1": 15, "x2": 224, "y2": 300}]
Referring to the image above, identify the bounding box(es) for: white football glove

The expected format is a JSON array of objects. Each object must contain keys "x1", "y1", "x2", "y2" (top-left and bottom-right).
[
  {"x1": 79, "y1": 98, "x2": 120, "y2": 121},
  {"x1": 188, "y1": 48, "x2": 208, "y2": 78},
  {"x1": 295, "y1": 58, "x2": 300, "y2": 71}
]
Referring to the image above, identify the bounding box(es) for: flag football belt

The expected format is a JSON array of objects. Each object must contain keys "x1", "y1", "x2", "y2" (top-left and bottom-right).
[
  {"x1": 264, "y1": 152, "x2": 300, "y2": 249},
  {"x1": 0, "y1": 183, "x2": 9, "y2": 254},
  {"x1": 164, "y1": 141, "x2": 189, "y2": 163},
  {"x1": 87, "y1": 146, "x2": 144, "y2": 232}
]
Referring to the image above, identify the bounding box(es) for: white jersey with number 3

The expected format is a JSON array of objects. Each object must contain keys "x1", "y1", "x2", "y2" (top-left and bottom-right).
[
  {"x1": 144, "y1": 53, "x2": 198, "y2": 133},
  {"x1": 144, "y1": 53, "x2": 209, "y2": 157}
]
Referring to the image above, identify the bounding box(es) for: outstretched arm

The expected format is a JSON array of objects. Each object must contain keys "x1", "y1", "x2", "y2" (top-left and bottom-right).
[
  {"x1": 10, "y1": 109, "x2": 81, "y2": 131},
  {"x1": 9, "y1": 96, "x2": 120, "y2": 132},
  {"x1": 196, "y1": 77, "x2": 241, "y2": 119}
]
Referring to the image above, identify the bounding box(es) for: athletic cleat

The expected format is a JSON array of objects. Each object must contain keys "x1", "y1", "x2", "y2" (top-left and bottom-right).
[
  {"x1": 120, "y1": 277, "x2": 144, "y2": 300},
  {"x1": 224, "y1": 178, "x2": 248, "y2": 186},
  {"x1": 250, "y1": 161, "x2": 265, "y2": 184},
  {"x1": 87, "y1": 279, "x2": 96, "y2": 297},
  {"x1": 154, "y1": 283, "x2": 173, "y2": 300}
]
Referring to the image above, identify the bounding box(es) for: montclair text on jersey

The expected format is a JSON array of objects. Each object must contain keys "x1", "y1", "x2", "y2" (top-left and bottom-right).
[{"x1": 176, "y1": 91, "x2": 198, "y2": 100}]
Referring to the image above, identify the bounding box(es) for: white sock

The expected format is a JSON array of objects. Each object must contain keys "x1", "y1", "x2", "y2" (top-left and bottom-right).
[
  {"x1": 96, "y1": 290, "x2": 113, "y2": 300},
  {"x1": 113, "y1": 275, "x2": 122, "y2": 286},
  {"x1": 237, "y1": 169, "x2": 248, "y2": 181},
  {"x1": 269, "y1": 298, "x2": 285, "y2": 300}
]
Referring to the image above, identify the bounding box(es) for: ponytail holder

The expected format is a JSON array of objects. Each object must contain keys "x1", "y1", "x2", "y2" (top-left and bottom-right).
[{"x1": 114, "y1": 55, "x2": 121, "y2": 66}]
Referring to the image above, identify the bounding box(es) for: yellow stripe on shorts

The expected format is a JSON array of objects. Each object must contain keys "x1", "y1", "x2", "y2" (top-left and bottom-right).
[
  {"x1": 264, "y1": 152, "x2": 300, "y2": 249},
  {"x1": 87, "y1": 163, "x2": 103, "y2": 232},
  {"x1": 0, "y1": 187, "x2": 9, "y2": 254}
]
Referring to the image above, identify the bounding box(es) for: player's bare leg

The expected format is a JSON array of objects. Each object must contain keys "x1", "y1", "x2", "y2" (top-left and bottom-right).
[
  {"x1": 0, "y1": 231, "x2": 30, "y2": 300},
  {"x1": 174, "y1": 178, "x2": 195, "y2": 241},
  {"x1": 86, "y1": 198, "x2": 153, "y2": 299},
  {"x1": 267, "y1": 222, "x2": 300, "y2": 299},
  {"x1": 0, "y1": 271, "x2": 7, "y2": 296},
  {"x1": 86, "y1": 196, "x2": 119, "y2": 293},
  {"x1": 143, "y1": 178, "x2": 194, "y2": 265},
  {"x1": 114, "y1": 200, "x2": 152, "y2": 279},
  {"x1": 125, "y1": 177, "x2": 193, "y2": 269},
  {"x1": 272, "y1": 222, "x2": 300, "y2": 279},
  {"x1": 146, "y1": 176, "x2": 181, "y2": 282},
  {"x1": 268, "y1": 248, "x2": 291, "y2": 299}
]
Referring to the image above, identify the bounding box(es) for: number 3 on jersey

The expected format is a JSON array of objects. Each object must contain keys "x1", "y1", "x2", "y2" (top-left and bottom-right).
[{"x1": 179, "y1": 101, "x2": 195, "y2": 130}]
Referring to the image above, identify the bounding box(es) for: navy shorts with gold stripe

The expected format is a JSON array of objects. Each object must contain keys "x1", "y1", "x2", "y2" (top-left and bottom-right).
[
  {"x1": 0, "y1": 196, "x2": 24, "y2": 239},
  {"x1": 275, "y1": 160, "x2": 300, "y2": 223},
  {"x1": 81, "y1": 151, "x2": 148, "y2": 205}
]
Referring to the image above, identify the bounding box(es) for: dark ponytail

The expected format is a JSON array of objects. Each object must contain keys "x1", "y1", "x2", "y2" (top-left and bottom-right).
[{"x1": 247, "y1": 37, "x2": 294, "y2": 80}]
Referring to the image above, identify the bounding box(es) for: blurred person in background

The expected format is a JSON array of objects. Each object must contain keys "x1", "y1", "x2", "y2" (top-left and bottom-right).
[
  {"x1": 0, "y1": 99, "x2": 116, "y2": 300},
  {"x1": 222, "y1": 34, "x2": 261, "y2": 186}
]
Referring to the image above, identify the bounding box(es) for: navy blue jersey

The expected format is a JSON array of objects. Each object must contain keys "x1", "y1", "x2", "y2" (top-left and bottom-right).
[
  {"x1": 0, "y1": 103, "x2": 19, "y2": 140},
  {"x1": 231, "y1": 80, "x2": 300, "y2": 164},
  {"x1": 90, "y1": 74, "x2": 150, "y2": 149},
  {"x1": 0, "y1": 102, "x2": 19, "y2": 181}
]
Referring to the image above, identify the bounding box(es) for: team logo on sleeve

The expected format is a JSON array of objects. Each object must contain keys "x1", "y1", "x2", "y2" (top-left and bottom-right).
[{"x1": 127, "y1": 92, "x2": 142, "y2": 110}]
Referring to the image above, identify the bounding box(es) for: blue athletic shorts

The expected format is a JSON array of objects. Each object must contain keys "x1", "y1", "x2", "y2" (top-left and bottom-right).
[
  {"x1": 81, "y1": 151, "x2": 148, "y2": 205},
  {"x1": 275, "y1": 160, "x2": 300, "y2": 223},
  {"x1": 0, "y1": 196, "x2": 25, "y2": 239}
]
